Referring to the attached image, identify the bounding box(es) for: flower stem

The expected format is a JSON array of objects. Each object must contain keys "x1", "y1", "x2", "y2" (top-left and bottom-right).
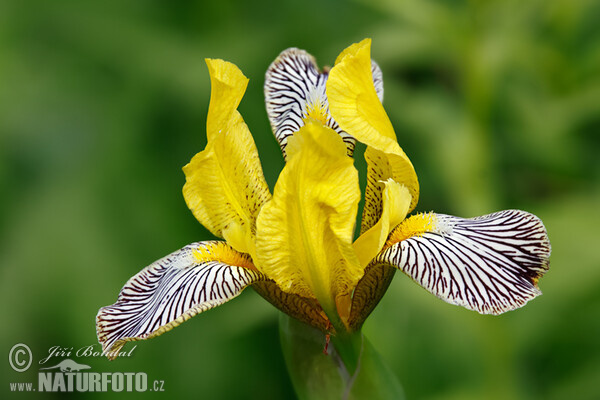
[
  {"x1": 279, "y1": 314, "x2": 405, "y2": 400},
  {"x1": 329, "y1": 330, "x2": 363, "y2": 376}
]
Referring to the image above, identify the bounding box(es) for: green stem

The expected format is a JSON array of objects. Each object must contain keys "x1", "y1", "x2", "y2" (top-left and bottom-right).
[
  {"x1": 279, "y1": 314, "x2": 405, "y2": 400},
  {"x1": 329, "y1": 330, "x2": 363, "y2": 376}
]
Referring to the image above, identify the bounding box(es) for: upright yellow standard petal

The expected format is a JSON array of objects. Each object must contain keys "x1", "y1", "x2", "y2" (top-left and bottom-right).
[
  {"x1": 183, "y1": 59, "x2": 271, "y2": 255},
  {"x1": 205, "y1": 59, "x2": 248, "y2": 142},
  {"x1": 255, "y1": 120, "x2": 362, "y2": 316},
  {"x1": 327, "y1": 39, "x2": 419, "y2": 225},
  {"x1": 353, "y1": 180, "x2": 411, "y2": 268},
  {"x1": 327, "y1": 39, "x2": 398, "y2": 150}
]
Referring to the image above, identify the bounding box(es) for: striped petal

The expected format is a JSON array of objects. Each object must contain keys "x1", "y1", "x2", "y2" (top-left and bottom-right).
[
  {"x1": 264, "y1": 48, "x2": 384, "y2": 159},
  {"x1": 96, "y1": 241, "x2": 266, "y2": 359},
  {"x1": 183, "y1": 59, "x2": 271, "y2": 255},
  {"x1": 376, "y1": 210, "x2": 551, "y2": 315}
]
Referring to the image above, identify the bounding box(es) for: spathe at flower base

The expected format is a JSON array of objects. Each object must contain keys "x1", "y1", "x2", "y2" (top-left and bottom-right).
[{"x1": 96, "y1": 39, "x2": 551, "y2": 399}]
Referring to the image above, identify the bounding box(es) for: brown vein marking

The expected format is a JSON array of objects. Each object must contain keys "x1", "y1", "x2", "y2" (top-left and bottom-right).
[
  {"x1": 347, "y1": 262, "x2": 397, "y2": 331},
  {"x1": 252, "y1": 281, "x2": 331, "y2": 333}
]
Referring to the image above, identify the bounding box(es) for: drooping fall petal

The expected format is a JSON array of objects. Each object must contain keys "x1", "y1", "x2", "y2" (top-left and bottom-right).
[
  {"x1": 183, "y1": 59, "x2": 271, "y2": 255},
  {"x1": 96, "y1": 241, "x2": 267, "y2": 359},
  {"x1": 264, "y1": 48, "x2": 384, "y2": 159},
  {"x1": 376, "y1": 210, "x2": 551, "y2": 315},
  {"x1": 254, "y1": 119, "x2": 362, "y2": 316}
]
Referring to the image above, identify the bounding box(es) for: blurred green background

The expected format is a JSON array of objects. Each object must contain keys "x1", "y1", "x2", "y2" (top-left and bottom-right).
[{"x1": 2, "y1": 0, "x2": 599, "y2": 399}]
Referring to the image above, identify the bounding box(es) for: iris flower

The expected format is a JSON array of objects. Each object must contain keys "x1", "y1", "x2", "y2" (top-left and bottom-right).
[{"x1": 96, "y1": 39, "x2": 550, "y2": 380}]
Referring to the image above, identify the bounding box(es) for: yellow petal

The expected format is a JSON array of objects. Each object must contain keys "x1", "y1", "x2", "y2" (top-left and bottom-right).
[
  {"x1": 183, "y1": 59, "x2": 271, "y2": 255},
  {"x1": 361, "y1": 146, "x2": 419, "y2": 232},
  {"x1": 327, "y1": 39, "x2": 397, "y2": 149},
  {"x1": 327, "y1": 39, "x2": 419, "y2": 221},
  {"x1": 352, "y1": 180, "x2": 411, "y2": 268},
  {"x1": 205, "y1": 58, "x2": 248, "y2": 142},
  {"x1": 255, "y1": 120, "x2": 362, "y2": 315}
]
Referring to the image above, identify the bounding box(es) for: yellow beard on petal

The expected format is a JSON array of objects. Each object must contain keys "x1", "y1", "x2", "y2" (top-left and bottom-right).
[
  {"x1": 302, "y1": 101, "x2": 329, "y2": 127},
  {"x1": 386, "y1": 212, "x2": 438, "y2": 246},
  {"x1": 192, "y1": 241, "x2": 256, "y2": 271}
]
